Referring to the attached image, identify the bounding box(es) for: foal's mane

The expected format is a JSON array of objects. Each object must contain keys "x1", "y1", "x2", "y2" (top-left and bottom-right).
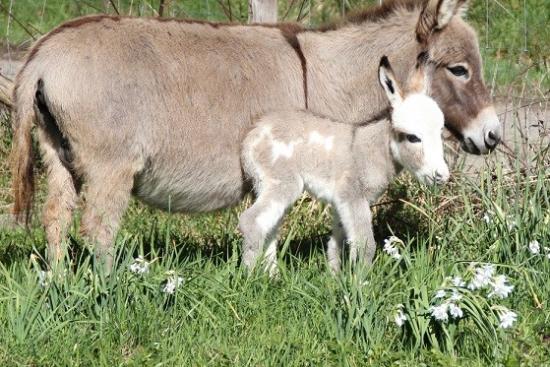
[{"x1": 318, "y1": 0, "x2": 427, "y2": 31}]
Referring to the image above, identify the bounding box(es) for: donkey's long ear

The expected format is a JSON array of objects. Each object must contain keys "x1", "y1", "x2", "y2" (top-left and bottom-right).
[
  {"x1": 416, "y1": 0, "x2": 469, "y2": 43},
  {"x1": 408, "y1": 51, "x2": 432, "y2": 95},
  {"x1": 378, "y1": 56, "x2": 403, "y2": 107}
]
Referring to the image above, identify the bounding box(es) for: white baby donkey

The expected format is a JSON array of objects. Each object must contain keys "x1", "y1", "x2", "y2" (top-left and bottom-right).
[{"x1": 239, "y1": 55, "x2": 449, "y2": 274}]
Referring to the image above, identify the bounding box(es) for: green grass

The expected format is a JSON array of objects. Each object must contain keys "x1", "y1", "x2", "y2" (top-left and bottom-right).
[
  {"x1": 0, "y1": 0, "x2": 549, "y2": 365},
  {"x1": 0, "y1": 107, "x2": 549, "y2": 365}
]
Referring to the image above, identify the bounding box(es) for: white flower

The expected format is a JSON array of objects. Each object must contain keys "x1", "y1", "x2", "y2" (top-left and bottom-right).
[
  {"x1": 547, "y1": 253, "x2": 550, "y2": 260},
  {"x1": 435, "y1": 290, "x2": 446, "y2": 299},
  {"x1": 162, "y1": 275, "x2": 184, "y2": 294},
  {"x1": 450, "y1": 289, "x2": 462, "y2": 301},
  {"x1": 498, "y1": 309, "x2": 517, "y2": 329},
  {"x1": 383, "y1": 236, "x2": 402, "y2": 260},
  {"x1": 506, "y1": 215, "x2": 516, "y2": 230},
  {"x1": 394, "y1": 309, "x2": 407, "y2": 327},
  {"x1": 129, "y1": 256, "x2": 150, "y2": 274},
  {"x1": 528, "y1": 240, "x2": 540, "y2": 255},
  {"x1": 38, "y1": 270, "x2": 50, "y2": 288},
  {"x1": 468, "y1": 264, "x2": 495, "y2": 290},
  {"x1": 488, "y1": 275, "x2": 514, "y2": 299},
  {"x1": 452, "y1": 276, "x2": 466, "y2": 287},
  {"x1": 384, "y1": 236, "x2": 402, "y2": 245},
  {"x1": 483, "y1": 213, "x2": 492, "y2": 224},
  {"x1": 430, "y1": 304, "x2": 449, "y2": 322},
  {"x1": 448, "y1": 303, "x2": 463, "y2": 319}
]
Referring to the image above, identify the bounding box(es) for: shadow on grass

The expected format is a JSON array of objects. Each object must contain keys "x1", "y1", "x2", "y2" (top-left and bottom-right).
[{"x1": 0, "y1": 178, "x2": 436, "y2": 271}]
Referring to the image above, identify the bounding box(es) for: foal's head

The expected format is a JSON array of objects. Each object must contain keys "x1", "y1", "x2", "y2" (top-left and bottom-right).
[{"x1": 378, "y1": 54, "x2": 449, "y2": 185}]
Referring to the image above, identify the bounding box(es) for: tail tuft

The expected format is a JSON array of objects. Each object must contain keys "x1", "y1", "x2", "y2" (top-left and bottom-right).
[{"x1": 10, "y1": 80, "x2": 37, "y2": 225}]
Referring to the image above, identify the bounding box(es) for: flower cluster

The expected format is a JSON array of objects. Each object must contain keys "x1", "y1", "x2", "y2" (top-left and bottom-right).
[
  {"x1": 527, "y1": 240, "x2": 550, "y2": 259},
  {"x1": 162, "y1": 271, "x2": 184, "y2": 294},
  {"x1": 429, "y1": 285, "x2": 464, "y2": 322},
  {"x1": 497, "y1": 308, "x2": 518, "y2": 329},
  {"x1": 393, "y1": 304, "x2": 407, "y2": 327},
  {"x1": 383, "y1": 236, "x2": 403, "y2": 260},
  {"x1": 427, "y1": 264, "x2": 517, "y2": 329},
  {"x1": 129, "y1": 256, "x2": 150, "y2": 275},
  {"x1": 466, "y1": 264, "x2": 514, "y2": 299},
  {"x1": 128, "y1": 257, "x2": 185, "y2": 295}
]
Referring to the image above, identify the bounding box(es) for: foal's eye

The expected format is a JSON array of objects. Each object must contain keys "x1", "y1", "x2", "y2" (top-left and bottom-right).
[
  {"x1": 406, "y1": 134, "x2": 421, "y2": 143},
  {"x1": 447, "y1": 65, "x2": 469, "y2": 78}
]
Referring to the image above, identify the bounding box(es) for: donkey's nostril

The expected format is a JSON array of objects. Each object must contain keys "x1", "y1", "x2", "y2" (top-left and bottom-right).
[{"x1": 485, "y1": 130, "x2": 501, "y2": 150}]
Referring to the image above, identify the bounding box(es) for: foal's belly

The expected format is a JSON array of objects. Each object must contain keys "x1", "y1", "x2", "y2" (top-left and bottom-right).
[{"x1": 132, "y1": 152, "x2": 248, "y2": 213}]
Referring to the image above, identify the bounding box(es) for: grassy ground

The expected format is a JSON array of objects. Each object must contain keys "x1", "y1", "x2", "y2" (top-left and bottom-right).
[
  {"x1": 0, "y1": 0, "x2": 549, "y2": 366},
  {"x1": 0, "y1": 116, "x2": 549, "y2": 366}
]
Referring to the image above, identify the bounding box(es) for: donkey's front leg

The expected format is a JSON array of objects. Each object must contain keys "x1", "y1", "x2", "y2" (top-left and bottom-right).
[{"x1": 335, "y1": 197, "x2": 375, "y2": 266}]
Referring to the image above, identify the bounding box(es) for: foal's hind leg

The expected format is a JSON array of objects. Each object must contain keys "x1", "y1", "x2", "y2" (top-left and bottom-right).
[
  {"x1": 239, "y1": 181, "x2": 302, "y2": 273},
  {"x1": 80, "y1": 165, "x2": 135, "y2": 272},
  {"x1": 38, "y1": 129, "x2": 78, "y2": 266}
]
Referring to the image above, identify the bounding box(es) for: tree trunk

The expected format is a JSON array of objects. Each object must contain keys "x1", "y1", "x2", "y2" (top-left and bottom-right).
[{"x1": 248, "y1": 0, "x2": 278, "y2": 23}]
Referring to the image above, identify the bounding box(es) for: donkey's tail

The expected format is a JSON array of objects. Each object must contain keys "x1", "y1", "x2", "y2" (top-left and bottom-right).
[{"x1": 10, "y1": 71, "x2": 37, "y2": 225}]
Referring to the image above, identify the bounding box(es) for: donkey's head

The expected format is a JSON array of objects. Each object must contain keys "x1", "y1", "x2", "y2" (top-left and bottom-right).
[
  {"x1": 416, "y1": 0, "x2": 501, "y2": 154},
  {"x1": 378, "y1": 55, "x2": 449, "y2": 185}
]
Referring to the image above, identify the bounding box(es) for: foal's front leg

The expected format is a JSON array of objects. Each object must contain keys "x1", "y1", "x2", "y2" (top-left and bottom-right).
[
  {"x1": 326, "y1": 208, "x2": 344, "y2": 273},
  {"x1": 334, "y1": 196, "x2": 376, "y2": 266}
]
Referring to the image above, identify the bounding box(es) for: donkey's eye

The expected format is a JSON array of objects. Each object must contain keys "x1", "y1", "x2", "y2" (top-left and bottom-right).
[
  {"x1": 447, "y1": 65, "x2": 469, "y2": 78},
  {"x1": 406, "y1": 134, "x2": 421, "y2": 143}
]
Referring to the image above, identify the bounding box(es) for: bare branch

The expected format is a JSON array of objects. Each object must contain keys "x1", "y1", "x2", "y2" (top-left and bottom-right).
[{"x1": 104, "y1": 0, "x2": 120, "y2": 15}]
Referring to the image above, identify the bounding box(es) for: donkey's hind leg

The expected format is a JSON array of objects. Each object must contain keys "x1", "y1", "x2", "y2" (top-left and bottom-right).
[
  {"x1": 80, "y1": 165, "x2": 135, "y2": 272},
  {"x1": 239, "y1": 181, "x2": 302, "y2": 273},
  {"x1": 38, "y1": 129, "x2": 78, "y2": 267}
]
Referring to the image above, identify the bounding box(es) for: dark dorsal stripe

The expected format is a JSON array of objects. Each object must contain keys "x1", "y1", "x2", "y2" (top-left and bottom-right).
[{"x1": 280, "y1": 27, "x2": 308, "y2": 110}]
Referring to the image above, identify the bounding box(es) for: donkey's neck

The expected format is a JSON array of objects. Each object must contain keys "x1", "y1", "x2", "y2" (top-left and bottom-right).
[
  {"x1": 300, "y1": 9, "x2": 421, "y2": 124},
  {"x1": 352, "y1": 121, "x2": 401, "y2": 201}
]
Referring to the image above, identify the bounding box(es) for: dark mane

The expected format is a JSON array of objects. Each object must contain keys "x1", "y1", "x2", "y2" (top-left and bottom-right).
[{"x1": 317, "y1": 0, "x2": 427, "y2": 31}]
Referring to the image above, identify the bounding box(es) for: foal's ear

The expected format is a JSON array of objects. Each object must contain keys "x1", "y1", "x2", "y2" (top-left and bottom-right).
[
  {"x1": 378, "y1": 56, "x2": 403, "y2": 107},
  {"x1": 408, "y1": 51, "x2": 432, "y2": 95},
  {"x1": 416, "y1": 0, "x2": 470, "y2": 43}
]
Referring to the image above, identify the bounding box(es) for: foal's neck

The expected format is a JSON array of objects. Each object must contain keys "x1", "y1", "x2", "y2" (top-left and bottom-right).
[{"x1": 352, "y1": 121, "x2": 401, "y2": 198}]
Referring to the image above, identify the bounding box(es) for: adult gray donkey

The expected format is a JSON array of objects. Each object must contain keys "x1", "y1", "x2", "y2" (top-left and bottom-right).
[{"x1": 10, "y1": 0, "x2": 501, "y2": 268}]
